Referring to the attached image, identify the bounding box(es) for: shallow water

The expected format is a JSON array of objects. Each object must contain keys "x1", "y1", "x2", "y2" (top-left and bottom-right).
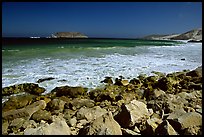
[{"x1": 2, "y1": 39, "x2": 202, "y2": 97}]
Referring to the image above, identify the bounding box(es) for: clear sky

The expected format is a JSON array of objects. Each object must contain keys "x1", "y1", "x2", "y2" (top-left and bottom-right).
[{"x1": 2, "y1": 2, "x2": 202, "y2": 38}]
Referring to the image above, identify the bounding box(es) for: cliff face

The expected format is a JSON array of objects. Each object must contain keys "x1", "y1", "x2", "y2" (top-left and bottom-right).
[
  {"x1": 143, "y1": 28, "x2": 202, "y2": 42},
  {"x1": 51, "y1": 32, "x2": 88, "y2": 38}
]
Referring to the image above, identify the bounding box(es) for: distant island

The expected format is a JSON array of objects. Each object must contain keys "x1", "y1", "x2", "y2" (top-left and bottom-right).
[
  {"x1": 143, "y1": 28, "x2": 202, "y2": 42},
  {"x1": 50, "y1": 32, "x2": 88, "y2": 38}
]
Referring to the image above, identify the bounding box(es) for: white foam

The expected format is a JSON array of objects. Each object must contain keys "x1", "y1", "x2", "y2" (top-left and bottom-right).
[{"x1": 2, "y1": 43, "x2": 202, "y2": 96}]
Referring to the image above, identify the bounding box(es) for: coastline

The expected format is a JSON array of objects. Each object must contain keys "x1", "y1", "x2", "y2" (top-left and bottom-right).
[{"x1": 2, "y1": 66, "x2": 202, "y2": 135}]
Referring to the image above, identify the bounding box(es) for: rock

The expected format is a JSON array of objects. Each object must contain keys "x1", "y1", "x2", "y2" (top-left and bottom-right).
[
  {"x1": 24, "y1": 117, "x2": 71, "y2": 135},
  {"x1": 114, "y1": 100, "x2": 150, "y2": 128},
  {"x1": 2, "y1": 121, "x2": 9, "y2": 135},
  {"x1": 155, "y1": 120, "x2": 178, "y2": 135},
  {"x1": 143, "y1": 117, "x2": 163, "y2": 135},
  {"x1": 186, "y1": 66, "x2": 202, "y2": 77},
  {"x1": 177, "y1": 112, "x2": 202, "y2": 129},
  {"x1": 2, "y1": 94, "x2": 36, "y2": 112},
  {"x1": 114, "y1": 78, "x2": 129, "y2": 86},
  {"x1": 79, "y1": 112, "x2": 122, "y2": 135},
  {"x1": 2, "y1": 100, "x2": 46, "y2": 121},
  {"x1": 51, "y1": 86, "x2": 87, "y2": 98},
  {"x1": 36, "y1": 77, "x2": 55, "y2": 83},
  {"x1": 181, "y1": 58, "x2": 185, "y2": 60},
  {"x1": 69, "y1": 98, "x2": 95, "y2": 110},
  {"x1": 121, "y1": 128, "x2": 141, "y2": 135},
  {"x1": 2, "y1": 83, "x2": 46, "y2": 96},
  {"x1": 101, "y1": 77, "x2": 113, "y2": 84},
  {"x1": 68, "y1": 117, "x2": 77, "y2": 127},
  {"x1": 183, "y1": 125, "x2": 202, "y2": 135},
  {"x1": 47, "y1": 99, "x2": 65, "y2": 112},
  {"x1": 31, "y1": 110, "x2": 52, "y2": 123},
  {"x1": 76, "y1": 106, "x2": 107, "y2": 122}
]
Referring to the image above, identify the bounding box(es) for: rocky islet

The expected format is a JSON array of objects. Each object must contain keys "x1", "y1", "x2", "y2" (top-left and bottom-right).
[{"x1": 2, "y1": 66, "x2": 202, "y2": 135}]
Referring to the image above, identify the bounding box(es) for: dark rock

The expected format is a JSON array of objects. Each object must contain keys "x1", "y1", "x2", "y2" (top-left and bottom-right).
[
  {"x1": 51, "y1": 86, "x2": 87, "y2": 98},
  {"x1": 181, "y1": 58, "x2": 185, "y2": 60},
  {"x1": 155, "y1": 120, "x2": 178, "y2": 135},
  {"x1": 68, "y1": 98, "x2": 95, "y2": 110},
  {"x1": 101, "y1": 77, "x2": 113, "y2": 84},
  {"x1": 2, "y1": 83, "x2": 46, "y2": 96},
  {"x1": 37, "y1": 77, "x2": 55, "y2": 83},
  {"x1": 47, "y1": 99, "x2": 66, "y2": 114},
  {"x1": 186, "y1": 66, "x2": 202, "y2": 77}
]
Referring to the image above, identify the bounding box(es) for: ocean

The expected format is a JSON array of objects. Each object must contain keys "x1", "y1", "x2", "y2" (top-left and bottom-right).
[{"x1": 2, "y1": 38, "x2": 202, "y2": 101}]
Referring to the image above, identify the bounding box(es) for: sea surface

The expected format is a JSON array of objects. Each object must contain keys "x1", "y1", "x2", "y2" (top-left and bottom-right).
[{"x1": 2, "y1": 38, "x2": 202, "y2": 101}]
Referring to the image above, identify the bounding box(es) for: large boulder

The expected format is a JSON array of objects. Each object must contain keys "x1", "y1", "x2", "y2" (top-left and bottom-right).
[
  {"x1": 2, "y1": 83, "x2": 46, "y2": 96},
  {"x1": 79, "y1": 112, "x2": 122, "y2": 135},
  {"x1": 2, "y1": 100, "x2": 46, "y2": 121},
  {"x1": 186, "y1": 66, "x2": 202, "y2": 78},
  {"x1": 2, "y1": 94, "x2": 36, "y2": 112},
  {"x1": 114, "y1": 100, "x2": 150, "y2": 128},
  {"x1": 31, "y1": 110, "x2": 52, "y2": 123},
  {"x1": 76, "y1": 106, "x2": 107, "y2": 122},
  {"x1": 51, "y1": 86, "x2": 87, "y2": 98}
]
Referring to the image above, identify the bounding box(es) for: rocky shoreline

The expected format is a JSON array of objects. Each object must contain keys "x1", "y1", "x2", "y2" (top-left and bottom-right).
[{"x1": 2, "y1": 66, "x2": 202, "y2": 135}]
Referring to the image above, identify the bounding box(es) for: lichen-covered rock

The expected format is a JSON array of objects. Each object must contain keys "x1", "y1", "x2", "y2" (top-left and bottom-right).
[
  {"x1": 2, "y1": 100, "x2": 46, "y2": 121},
  {"x1": 2, "y1": 83, "x2": 46, "y2": 96},
  {"x1": 79, "y1": 112, "x2": 122, "y2": 135},
  {"x1": 114, "y1": 100, "x2": 150, "y2": 128},
  {"x1": 51, "y1": 86, "x2": 87, "y2": 98}
]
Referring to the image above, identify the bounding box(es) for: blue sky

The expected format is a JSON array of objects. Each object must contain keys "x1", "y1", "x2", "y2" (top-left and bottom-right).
[{"x1": 2, "y1": 2, "x2": 202, "y2": 38}]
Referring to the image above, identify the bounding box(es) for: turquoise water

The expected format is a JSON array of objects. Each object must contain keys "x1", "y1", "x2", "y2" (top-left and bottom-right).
[{"x1": 2, "y1": 39, "x2": 202, "y2": 100}]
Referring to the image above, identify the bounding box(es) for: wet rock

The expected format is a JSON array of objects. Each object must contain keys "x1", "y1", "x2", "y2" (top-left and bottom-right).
[
  {"x1": 155, "y1": 120, "x2": 178, "y2": 135},
  {"x1": 79, "y1": 112, "x2": 122, "y2": 135},
  {"x1": 114, "y1": 100, "x2": 150, "y2": 128},
  {"x1": 24, "y1": 117, "x2": 71, "y2": 135},
  {"x1": 114, "y1": 78, "x2": 129, "y2": 86},
  {"x1": 36, "y1": 77, "x2": 55, "y2": 83},
  {"x1": 76, "y1": 106, "x2": 107, "y2": 122},
  {"x1": 186, "y1": 66, "x2": 202, "y2": 77},
  {"x1": 31, "y1": 110, "x2": 52, "y2": 123},
  {"x1": 51, "y1": 86, "x2": 87, "y2": 98},
  {"x1": 2, "y1": 100, "x2": 46, "y2": 121},
  {"x1": 2, "y1": 83, "x2": 46, "y2": 96},
  {"x1": 101, "y1": 76, "x2": 113, "y2": 84}
]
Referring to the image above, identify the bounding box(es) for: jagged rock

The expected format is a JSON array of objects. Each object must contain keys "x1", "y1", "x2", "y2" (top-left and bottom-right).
[
  {"x1": 2, "y1": 83, "x2": 46, "y2": 96},
  {"x1": 36, "y1": 77, "x2": 55, "y2": 83},
  {"x1": 114, "y1": 100, "x2": 150, "y2": 128},
  {"x1": 24, "y1": 117, "x2": 71, "y2": 135},
  {"x1": 121, "y1": 128, "x2": 141, "y2": 135},
  {"x1": 79, "y1": 112, "x2": 122, "y2": 135},
  {"x1": 2, "y1": 100, "x2": 46, "y2": 121},
  {"x1": 155, "y1": 120, "x2": 178, "y2": 135},
  {"x1": 31, "y1": 110, "x2": 52, "y2": 123},
  {"x1": 183, "y1": 125, "x2": 202, "y2": 135},
  {"x1": 2, "y1": 94, "x2": 36, "y2": 112},
  {"x1": 143, "y1": 117, "x2": 163, "y2": 135},
  {"x1": 186, "y1": 66, "x2": 202, "y2": 77},
  {"x1": 76, "y1": 106, "x2": 107, "y2": 122},
  {"x1": 51, "y1": 86, "x2": 87, "y2": 98}
]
